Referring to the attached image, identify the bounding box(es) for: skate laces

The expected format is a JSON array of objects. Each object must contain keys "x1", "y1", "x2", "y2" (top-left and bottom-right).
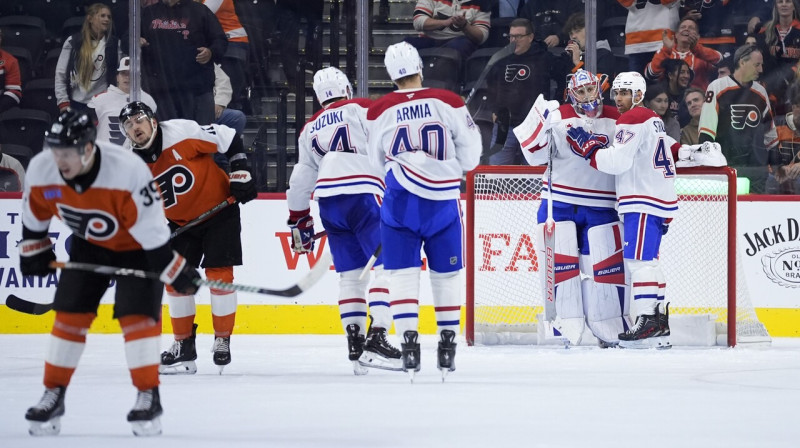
[
  {"x1": 167, "y1": 339, "x2": 182, "y2": 357},
  {"x1": 212, "y1": 337, "x2": 229, "y2": 353},
  {"x1": 132, "y1": 390, "x2": 153, "y2": 411},
  {"x1": 35, "y1": 388, "x2": 61, "y2": 410}
]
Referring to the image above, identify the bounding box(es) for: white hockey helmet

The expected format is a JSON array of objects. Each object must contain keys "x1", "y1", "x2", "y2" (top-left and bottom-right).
[
  {"x1": 313, "y1": 67, "x2": 352, "y2": 106},
  {"x1": 384, "y1": 42, "x2": 424, "y2": 82},
  {"x1": 566, "y1": 69, "x2": 604, "y2": 118},
  {"x1": 612, "y1": 71, "x2": 647, "y2": 106}
]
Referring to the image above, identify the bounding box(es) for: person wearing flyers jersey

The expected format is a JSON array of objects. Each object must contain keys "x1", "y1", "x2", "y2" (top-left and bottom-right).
[{"x1": 119, "y1": 101, "x2": 257, "y2": 374}]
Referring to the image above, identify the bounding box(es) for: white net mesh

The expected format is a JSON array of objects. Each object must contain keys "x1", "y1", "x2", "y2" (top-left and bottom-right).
[{"x1": 467, "y1": 167, "x2": 770, "y2": 346}]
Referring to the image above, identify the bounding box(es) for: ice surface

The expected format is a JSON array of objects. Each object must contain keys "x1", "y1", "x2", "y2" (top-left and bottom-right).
[{"x1": 1, "y1": 334, "x2": 799, "y2": 448}]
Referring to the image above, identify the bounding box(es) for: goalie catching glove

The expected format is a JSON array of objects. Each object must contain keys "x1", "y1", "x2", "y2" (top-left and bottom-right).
[
  {"x1": 19, "y1": 238, "x2": 56, "y2": 277},
  {"x1": 229, "y1": 158, "x2": 257, "y2": 204},
  {"x1": 566, "y1": 126, "x2": 609, "y2": 159},
  {"x1": 288, "y1": 210, "x2": 315, "y2": 253},
  {"x1": 159, "y1": 251, "x2": 201, "y2": 295},
  {"x1": 677, "y1": 141, "x2": 727, "y2": 167}
]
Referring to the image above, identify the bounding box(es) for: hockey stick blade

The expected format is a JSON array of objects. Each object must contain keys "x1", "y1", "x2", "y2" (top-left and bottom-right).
[
  {"x1": 465, "y1": 42, "x2": 515, "y2": 106},
  {"x1": 5, "y1": 294, "x2": 53, "y2": 315}
]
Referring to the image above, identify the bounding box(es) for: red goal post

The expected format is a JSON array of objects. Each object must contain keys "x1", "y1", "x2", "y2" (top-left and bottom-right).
[{"x1": 465, "y1": 165, "x2": 770, "y2": 347}]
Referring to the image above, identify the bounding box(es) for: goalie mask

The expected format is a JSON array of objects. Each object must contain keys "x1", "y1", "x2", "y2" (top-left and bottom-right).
[
  {"x1": 567, "y1": 69, "x2": 604, "y2": 118},
  {"x1": 612, "y1": 71, "x2": 647, "y2": 107},
  {"x1": 313, "y1": 67, "x2": 352, "y2": 106},
  {"x1": 119, "y1": 101, "x2": 160, "y2": 158}
]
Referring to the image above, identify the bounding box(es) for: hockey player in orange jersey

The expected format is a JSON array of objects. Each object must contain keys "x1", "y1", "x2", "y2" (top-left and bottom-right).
[
  {"x1": 119, "y1": 101, "x2": 257, "y2": 375},
  {"x1": 21, "y1": 109, "x2": 201, "y2": 437}
]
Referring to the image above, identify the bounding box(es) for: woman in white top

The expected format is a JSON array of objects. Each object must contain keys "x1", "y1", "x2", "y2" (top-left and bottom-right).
[{"x1": 55, "y1": 3, "x2": 119, "y2": 113}]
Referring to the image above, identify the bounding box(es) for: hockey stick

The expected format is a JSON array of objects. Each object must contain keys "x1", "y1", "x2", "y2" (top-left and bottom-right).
[
  {"x1": 543, "y1": 130, "x2": 557, "y2": 322},
  {"x1": 464, "y1": 42, "x2": 516, "y2": 106},
  {"x1": 357, "y1": 244, "x2": 382, "y2": 280},
  {"x1": 5, "y1": 294, "x2": 53, "y2": 315},
  {"x1": 170, "y1": 196, "x2": 236, "y2": 239}
]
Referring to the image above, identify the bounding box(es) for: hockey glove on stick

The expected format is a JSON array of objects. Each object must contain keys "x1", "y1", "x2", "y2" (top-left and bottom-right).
[
  {"x1": 288, "y1": 210, "x2": 315, "y2": 253},
  {"x1": 160, "y1": 251, "x2": 201, "y2": 295},
  {"x1": 19, "y1": 238, "x2": 56, "y2": 277},
  {"x1": 229, "y1": 158, "x2": 257, "y2": 204},
  {"x1": 566, "y1": 126, "x2": 608, "y2": 159}
]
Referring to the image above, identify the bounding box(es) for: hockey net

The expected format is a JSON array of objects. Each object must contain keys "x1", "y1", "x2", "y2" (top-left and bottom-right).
[{"x1": 465, "y1": 166, "x2": 771, "y2": 347}]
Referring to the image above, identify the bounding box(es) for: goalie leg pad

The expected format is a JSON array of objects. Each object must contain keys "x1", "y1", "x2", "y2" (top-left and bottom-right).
[
  {"x1": 584, "y1": 222, "x2": 629, "y2": 343},
  {"x1": 388, "y1": 267, "x2": 421, "y2": 337},
  {"x1": 430, "y1": 270, "x2": 461, "y2": 335},
  {"x1": 338, "y1": 269, "x2": 369, "y2": 332}
]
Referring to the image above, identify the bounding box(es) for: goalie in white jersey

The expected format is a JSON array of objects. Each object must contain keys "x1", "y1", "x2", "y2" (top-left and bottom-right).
[
  {"x1": 367, "y1": 42, "x2": 482, "y2": 380},
  {"x1": 287, "y1": 67, "x2": 402, "y2": 374},
  {"x1": 515, "y1": 69, "x2": 629, "y2": 347},
  {"x1": 566, "y1": 72, "x2": 678, "y2": 349}
]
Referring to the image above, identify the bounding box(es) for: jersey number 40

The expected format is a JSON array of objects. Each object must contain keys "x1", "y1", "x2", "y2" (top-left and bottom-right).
[{"x1": 390, "y1": 123, "x2": 446, "y2": 160}]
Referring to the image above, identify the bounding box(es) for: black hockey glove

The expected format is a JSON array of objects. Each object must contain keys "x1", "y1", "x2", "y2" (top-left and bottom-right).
[
  {"x1": 288, "y1": 211, "x2": 315, "y2": 253},
  {"x1": 229, "y1": 158, "x2": 257, "y2": 204},
  {"x1": 160, "y1": 251, "x2": 201, "y2": 295},
  {"x1": 19, "y1": 238, "x2": 57, "y2": 277}
]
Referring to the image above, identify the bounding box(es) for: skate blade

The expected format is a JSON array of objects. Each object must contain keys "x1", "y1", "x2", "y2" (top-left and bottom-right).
[
  {"x1": 619, "y1": 336, "x2": 670, "y2": 350},
  {"x1": 131, "y1": 417, "x2": 162, "y2": 437},
  {"x1": 358, "y1": 351, "x2": 403, "y2": 371},
  {"x1": 159, "y1": 360, "x2": 197, "y2": 375},
  {"x1": 407, "y1": 370, "x2": 416, "y2": 383},
  {"x1": 352, "y1": 361, "x2": 369, "y2": 376},
  {"x1": 28, "y1": 417, "x2": 61, "y2": 436},
  {"x1": 217, "y1": 365, "x2": 226, "y2": 375}
]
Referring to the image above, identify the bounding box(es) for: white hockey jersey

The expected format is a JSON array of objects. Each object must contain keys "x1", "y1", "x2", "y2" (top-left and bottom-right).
[
  {"x1": 523, "y1": 104, "x2": 620, "y2": 209},
  {"x1": 366, "y1": 88, "x2": 482, "y2": 200},
  {"x1": 287, "y1": 98, "x2": 385, "y2": 213},
  {"x1": 23, "y1": 143, "x2": 170, "y2": 251},
  {"x1": 88, "y1": 85, "x2": 157, "y2": 146},
  {"x1": 591, "y1": 106, "x2": 679, "y2": 219}
]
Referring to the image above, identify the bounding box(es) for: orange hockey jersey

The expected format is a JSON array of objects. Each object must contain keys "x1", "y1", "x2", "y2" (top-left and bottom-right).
[
  {"x1": 202, "y1": 0, "x2": 248, "y2": 43},
  {"x1": 23, "y1": 144, "x2": 171, "y2": 252}
]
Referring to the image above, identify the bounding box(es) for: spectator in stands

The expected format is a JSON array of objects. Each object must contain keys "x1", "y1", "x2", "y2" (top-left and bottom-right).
[
  {"x1": 0, "y1": 145, "x2": 25, "y2": 192},
  {"x1": 496, "y1": 0, "x2": 522, "y2": 18},
  {"x1": 407, "y1": 0, "x2": 491, "y2": 61},
  {"x1": 659, "y1": 58, "x2": 693, "y2": 126},
  {"x1": 644, "y1": 17, "x2": 722, "y2": 90},
  {"x1": 769, "y1": 87, "x2": 800, "y2": 194},
  {"x1": 561, "y1": 12, "x2": 615, "y2": 101},
  {"x1": 0, "y1": 28, "x2": 22, "y2": 114},
  {"x1": 55, "y1": 3, "x2": 119, "y2": 113},
  {"x1": 680, "y1": 87, "x2": 704, "y2": 145},
  {"x1": 138, "y1": 0, "x2": 227, "y2": 124},
  {"x1": 739, "y1": 0, "x2": 783, "y2": 37},
  {"x1": 487, "y1": 18, "x2": 565, "y2": 165},
  {"x1": 679, "y1": 0, "x2": 736, "y2": 56},
  {"x1": 212, "y1": 63, "x2": 246, "y2": 173},
  {"x1": 699, "y1": 44, "x2": 778, "y2": 194},
  {"x1": 616, "y1": 0, "x2": 680, "y2": 74},
  {"x1": 519, "y1": 0, "x2": 582, "y2": 48},
  {"x1": 756, "y1": 0, "x2": 800, "y2": 116},
  {"x1": 199, "y1": 0, "x2": 249, "y2": 111},
  {"x1": 644, "y1": 83, "x2": 680, "y2": 141},
  {"x1": 716, "y1": 55, "x2": 733, "y2": 80},
  {"x1": 88, "y1": 57, "x2": 158, "y2": 146}
]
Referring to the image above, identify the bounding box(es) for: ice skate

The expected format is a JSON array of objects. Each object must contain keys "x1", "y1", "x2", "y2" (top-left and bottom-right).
[
  {"x1": 159, "y1": 323, "x2": 197, "y2": 375},
  {"x1": 127, "y1": 387, "x2": 163, "y2": 436},
  {"x1": 345, "y1": 324, "x2": 368, "y2": 376},
  {"x1": 618, "y1": 313, "x2": 669, "y2": 349},
  {"x1": 401, "y1": 330, "x2": 421, "y2": 382},
  {"x1": 358, "y1": 320, "x2": 402, "y2": 371},
  {"x1": 437, "y1": 330, "x2": 457, "y2": 382},
  {"x1": 25, "y1": 386, "x2": 66, "y2": 436},
  {"x1": 656, "y1": 303, "x2": 671, "y2": 349},
  {"x1": 212, "y1": 336, "x2": 231, "y2": 374}
]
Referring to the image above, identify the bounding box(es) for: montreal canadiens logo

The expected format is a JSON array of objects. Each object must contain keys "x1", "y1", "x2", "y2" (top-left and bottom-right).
[{"x1": 57, "y1": 204, "x2": 119, "y2": 241}]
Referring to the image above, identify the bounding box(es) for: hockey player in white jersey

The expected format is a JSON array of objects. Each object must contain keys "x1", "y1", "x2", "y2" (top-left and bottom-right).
[
  {"x1": 287, "y1": 67, "x2": 402, "y2": 374},
  {"x1": 516, "y1": 69, "x2": 629, "y2": 347},
  {"x1": 566, "y1": 71, "x2": 677, "y2": 349},
  {"x1": 367, "y1": 42, "x2": 482, "y2": 380}
]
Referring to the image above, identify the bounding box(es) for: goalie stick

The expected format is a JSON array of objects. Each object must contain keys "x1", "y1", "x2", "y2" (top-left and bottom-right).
[
  {"x1": 543, "y1": 130, "x2": 557, "y2": 322},
  {"x1": 464, "y1": 42, "x2": 516, "y2": 106},
  {"x1": 5, "y1": 233, "x2": 331, "y2": 315}
]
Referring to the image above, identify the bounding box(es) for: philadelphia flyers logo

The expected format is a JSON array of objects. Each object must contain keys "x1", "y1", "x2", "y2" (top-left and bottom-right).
[
  {"x1": 730, "y1": 104, "x2": 761, "y2": 130},
  {"x1": 57, "y1": 204, "x2": 119, "y2": 241},
  {"x1": 154, "y1": 165, "x2": 195, "y2": 208},
  {"x1": 505, "y1": 64, "x2": 530, "y2": 82}
]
